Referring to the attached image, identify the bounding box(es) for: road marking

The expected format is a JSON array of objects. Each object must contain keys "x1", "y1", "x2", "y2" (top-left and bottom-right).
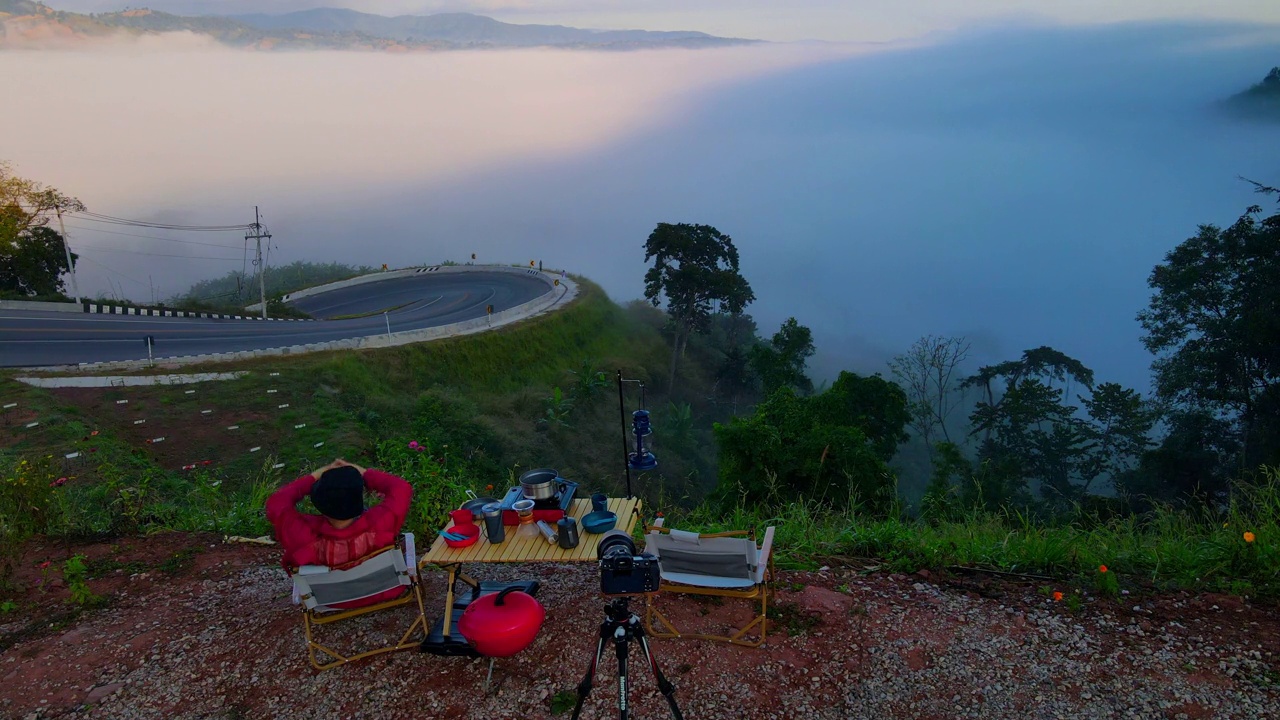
[
  {"x1": 2, "y1": 403, "x2": 15, "y2": 409},
  {"x1": 24, "y1": 421, "x2": 39, "y2": 428}
]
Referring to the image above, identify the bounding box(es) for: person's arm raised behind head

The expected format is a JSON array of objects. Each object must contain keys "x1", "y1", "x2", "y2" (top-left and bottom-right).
[
  {"x1": 265, "y1": 472, "x2": 318, "y2": 529},
  {"x1": 361, "y1": 468, "x2": 412, "y2": 529}
]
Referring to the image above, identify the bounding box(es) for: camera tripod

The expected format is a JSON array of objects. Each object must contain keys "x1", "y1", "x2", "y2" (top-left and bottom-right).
[{"x1": 572, "y1": 596, "x2": 684, "y2": 720}]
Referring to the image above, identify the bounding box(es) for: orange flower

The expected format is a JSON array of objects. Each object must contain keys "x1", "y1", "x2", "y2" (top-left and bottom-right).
[
  {"x1": 485, "y1": 484, "x2": 494, "y2": 491},
  {"x1": 1243, "y1": 532, "x2": 1255, "y2": 543},
  {"x1": 1052, "y1": 591, "x2": 1064, "y2": 602},
  {"x1": 1098, "y1": 565, "x2": 1108, "y2": 574}
]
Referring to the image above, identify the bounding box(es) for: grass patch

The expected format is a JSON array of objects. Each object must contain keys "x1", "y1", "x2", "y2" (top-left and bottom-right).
[
  {"x1": 663, "y1": 471, "x2": 1280, "y2": 600},
  {"x1": 158, "y1": 547, "x2": 199, "y2": 576}
]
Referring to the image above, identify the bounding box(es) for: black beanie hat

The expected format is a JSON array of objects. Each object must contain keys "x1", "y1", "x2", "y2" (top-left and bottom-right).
[{"x1": 311, "y1": 466, "x2": 365, "y2": 521}]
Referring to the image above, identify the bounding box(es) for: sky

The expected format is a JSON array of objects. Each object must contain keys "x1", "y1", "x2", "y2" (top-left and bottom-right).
[{"x1": 44, "y1": 0, "x2": 1280, "y2": 43}]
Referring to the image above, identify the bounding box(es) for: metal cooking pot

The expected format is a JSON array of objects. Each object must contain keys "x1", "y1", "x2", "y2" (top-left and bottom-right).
[
  {"x1": 457, "y1": 587, "x2": 545, "y2": 657},
  {"x1": 519, "y1": 468, "x2": 561, "y2": 500}
]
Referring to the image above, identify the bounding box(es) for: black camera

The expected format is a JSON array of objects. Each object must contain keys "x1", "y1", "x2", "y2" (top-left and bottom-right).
[{"x1": 597, "y1": 530, "x2": 661, "y2": 595}]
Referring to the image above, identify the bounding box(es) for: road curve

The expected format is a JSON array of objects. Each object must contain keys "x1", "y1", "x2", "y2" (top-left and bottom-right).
[{"x1": 0, "y1": 271, "x2": 550, "y2": 368}]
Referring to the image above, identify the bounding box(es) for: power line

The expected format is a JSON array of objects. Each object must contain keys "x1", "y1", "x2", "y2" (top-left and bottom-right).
[
  {"x1": 71, "y1": 210, "x2": 252, "y2": 232},
  {"x1": 76, "y1": 245, "x2": 244, "y2": 261},
  {"x1": 62, "y1": 223, "x2": 244, "y2": 250}
]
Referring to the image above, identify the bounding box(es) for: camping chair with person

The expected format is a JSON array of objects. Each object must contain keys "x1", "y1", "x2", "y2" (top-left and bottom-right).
[{"x1": 290, "y1": 533, "x2": 429, "y2": 670}]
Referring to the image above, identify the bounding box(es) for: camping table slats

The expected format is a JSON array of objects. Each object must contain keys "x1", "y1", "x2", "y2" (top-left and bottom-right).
[
  {"x1": 420, "y1": 497, "x2": 641, "y2": 564},
  {"x1": 418, "y1": 496, "x2": 641, "y2": 642}
]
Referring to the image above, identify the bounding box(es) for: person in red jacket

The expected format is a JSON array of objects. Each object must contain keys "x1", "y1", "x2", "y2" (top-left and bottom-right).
[{"x1": 266, "y1": 458, "x2": 412, "y2": 608}]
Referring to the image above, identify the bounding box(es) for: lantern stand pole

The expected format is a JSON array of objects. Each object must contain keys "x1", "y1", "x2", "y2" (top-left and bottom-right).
[{"x1": 617, "y1": 370, "x2": 633, "y2": 499}]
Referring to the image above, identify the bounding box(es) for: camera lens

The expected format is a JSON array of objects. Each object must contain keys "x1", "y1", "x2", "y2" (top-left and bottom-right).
[{"x1": 597, "y1": 529, "x2": 636, "y2": 559}]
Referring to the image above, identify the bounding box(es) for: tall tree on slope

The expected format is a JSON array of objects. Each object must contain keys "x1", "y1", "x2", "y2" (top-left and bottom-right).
[{"x1": 643, "y1": 222, "x2": 754, "y2": 392}]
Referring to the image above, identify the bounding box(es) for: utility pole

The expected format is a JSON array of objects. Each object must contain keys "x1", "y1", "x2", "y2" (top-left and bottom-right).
[
  {"x1": 246, "y1": 206, "x2": 272, "y2": 320},
  {"x1": 54, "y1": 207, "x2": 81, "y2": 305}
]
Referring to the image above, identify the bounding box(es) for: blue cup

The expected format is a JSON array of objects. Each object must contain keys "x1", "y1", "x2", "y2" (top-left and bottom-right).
[{"x1": 591, "y1": 493, "x2": 608, "y2": 513}]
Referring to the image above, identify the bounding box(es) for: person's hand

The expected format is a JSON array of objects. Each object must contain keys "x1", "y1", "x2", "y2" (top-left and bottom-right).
[
  {"x1": 330, "y1": 458, "x2": 368, "y2": 477},
  {"x1": 309, "y1": 459, "x2": 343, "y2": 481}
]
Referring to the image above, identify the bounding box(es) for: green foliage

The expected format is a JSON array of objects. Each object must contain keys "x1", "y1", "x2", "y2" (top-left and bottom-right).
[
  {"x1": 63, "y1": 555, "x2": 101, "y2": 607},
  {"x1": 713, "y1": 371, "x2": 907, "y2": 509},
  {"x1": 567, "y1": 359, "x2": 609, "y2": 405},
  {"x1": 0, "y1": 454, "x2": 66, "y2": 586},
  {"x1": 643, "y1": 222, "x2": 755, "y2": 390},
  {"x1": 1095, "y1": 566, "x2": 1120, "y2": 597},
  {"x1": 964, "y1": 347, "x2": 1153, "y2": 505},
  {"x1": 543, "y1": 386, "x2": 574, "y2": 427},
  {"x1": 549, "y1": 690, "x2": 577, "y2": 715},
  {"x1": 172, "y1": 260, "x2": 372, "y2": 308},
  {"x1": 1138, "y1": 193, "x2": 1280, "y2": 472},
  {"x1": 373, "y1": 438, "x2": 473, "y2": 535},
  {"x1": 0, "y1": 226, "x2": 76, "y2": 297},
  {"x1": 748, "y1": 317, "x2": 815, "y2": 396},
  {"x1": 0, "y1": 161, "x2": 84, "y2": 298},
  {"x1": 671, "y1": 465, "x2": 1280, "y2": 598}
]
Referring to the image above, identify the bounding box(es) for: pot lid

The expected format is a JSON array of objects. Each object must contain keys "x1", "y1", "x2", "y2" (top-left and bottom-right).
[{"x1": 459, "y1": 588, "x2": 546, "y2": 640}]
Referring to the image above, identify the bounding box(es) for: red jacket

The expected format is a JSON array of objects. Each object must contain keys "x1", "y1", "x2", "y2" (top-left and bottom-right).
[{"x1": 266, "y1": 468, "x2": 412, "y2": 607}]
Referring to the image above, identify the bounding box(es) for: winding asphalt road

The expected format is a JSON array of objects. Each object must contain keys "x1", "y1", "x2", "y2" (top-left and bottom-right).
[{"x1": 0, "y1": 272, "x2": 551, "y2": 368}]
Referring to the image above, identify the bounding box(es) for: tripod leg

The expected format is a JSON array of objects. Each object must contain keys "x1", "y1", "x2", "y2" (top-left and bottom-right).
[
  {"x1": 614, "y1": 625, "x2": 631, "y2": 720},
  {"x1": 634, "y1": 622, "x2": 685, "y2": 720},
  {"x1": 571, "y1": 630, "x2": 608, "y2": 720}
]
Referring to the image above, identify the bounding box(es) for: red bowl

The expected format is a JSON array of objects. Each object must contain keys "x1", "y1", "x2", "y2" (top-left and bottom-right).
[{"x1": 443, "y1": 524, "x2": 480, "y2": 548}]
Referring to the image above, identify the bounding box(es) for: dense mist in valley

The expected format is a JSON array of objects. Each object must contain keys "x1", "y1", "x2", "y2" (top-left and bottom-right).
[{"x1": 1, "y1": 21, "x2": 1276, "y2": 395}]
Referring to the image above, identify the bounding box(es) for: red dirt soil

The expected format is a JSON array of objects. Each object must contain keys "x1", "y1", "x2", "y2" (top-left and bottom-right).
[{"x1": 1, "y1": 534, "x2": 1277, "y2": 719}]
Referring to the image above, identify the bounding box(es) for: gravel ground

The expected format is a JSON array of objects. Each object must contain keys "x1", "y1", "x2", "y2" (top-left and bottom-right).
[{"x1": 1, "y1": 534, "x2": 1276, "y2": 719}]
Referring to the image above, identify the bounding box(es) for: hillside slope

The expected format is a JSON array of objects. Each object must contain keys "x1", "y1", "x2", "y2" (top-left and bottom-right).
[{"x1": 1225, "y1": 66, "x2": 1280, "y2": 121}]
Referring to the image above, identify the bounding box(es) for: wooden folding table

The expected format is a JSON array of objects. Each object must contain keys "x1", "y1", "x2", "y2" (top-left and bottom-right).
[{"x1": 419, "y1": 496, "x2": 643, "y2": 641}]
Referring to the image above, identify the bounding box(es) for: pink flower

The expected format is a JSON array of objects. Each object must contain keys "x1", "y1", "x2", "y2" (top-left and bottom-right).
[
  {"x1": 201, "y1": 460, "x2": 213, "y2": 466},
  {"x1": 37, "y1": 561, "x2": 50, "y2": 570},
  {"x1": 50, "y1": 477, "x2": 67, "y2": 487},
  {"x1": 408, "y1": 441, "x2": 420, "y2": 450}
]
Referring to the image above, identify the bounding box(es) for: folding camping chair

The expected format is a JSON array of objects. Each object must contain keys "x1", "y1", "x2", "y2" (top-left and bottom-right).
[
  {"x1": 642, "y1": 520, "x2": 775, "y2": 648},
  {"x1": 291, "y1": 534, "x2": 429, "y2": 670}
]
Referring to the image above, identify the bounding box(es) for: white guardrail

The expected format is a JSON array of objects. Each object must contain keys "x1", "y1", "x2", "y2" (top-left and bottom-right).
[{"x1": 27, "y1": 265, "x2": 578, "y2": 373}]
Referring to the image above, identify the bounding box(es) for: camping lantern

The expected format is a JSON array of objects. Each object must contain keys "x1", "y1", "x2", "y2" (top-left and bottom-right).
[{"x1": 628, "y1": 409, "x2": 657, "y2": 471}]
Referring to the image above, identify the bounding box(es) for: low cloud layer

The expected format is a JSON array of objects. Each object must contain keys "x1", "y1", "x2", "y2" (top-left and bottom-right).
[{"x1": 2, "y1": 21, "x2": 1277, "y2": 392}]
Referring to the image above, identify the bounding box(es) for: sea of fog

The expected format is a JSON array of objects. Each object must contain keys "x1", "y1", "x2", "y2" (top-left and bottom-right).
[{"x1": 2, "y1": 21, "x2": 1277, "y2": 392}]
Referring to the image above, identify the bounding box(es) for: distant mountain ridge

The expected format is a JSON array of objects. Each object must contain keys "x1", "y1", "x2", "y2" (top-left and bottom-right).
[
  {"x1": 231, "y1": 8, "x2": 734, "y2": 47},
  {"x1": 0, "y1": 0, "x2": 756, "y2": 51},
  {"x1": 1225, "y1": 66, "x2": 1280, "y2": 122}
]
